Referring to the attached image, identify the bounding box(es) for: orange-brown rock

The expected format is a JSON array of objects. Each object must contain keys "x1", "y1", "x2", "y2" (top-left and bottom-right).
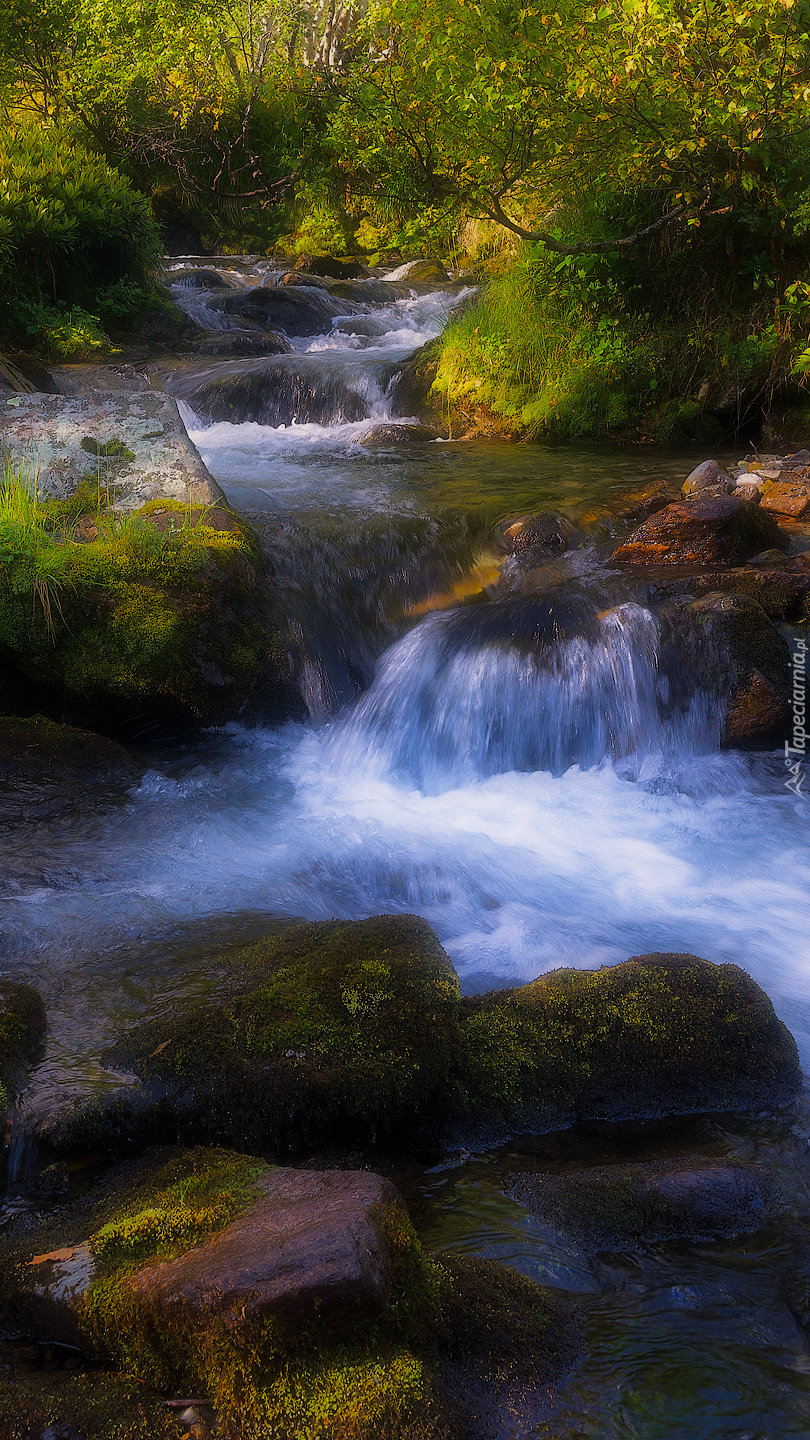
[
  {"x1": 760, "y1": 481, "x2": 810, "y2": 519},
  {"x1": 726, "y1": 668, "x2": 789, "y2": 743},
  {"x1": 612, "y1": 497, "x2": 780, "y2": 567}
]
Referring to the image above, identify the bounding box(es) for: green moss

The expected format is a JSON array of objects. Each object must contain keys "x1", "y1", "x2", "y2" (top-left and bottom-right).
[
  {"x1": 688, "y1": 593, "x2": 791, "y2": 693},
  {"x1": 0, "y1": 483, "x2": 282, "y2": 728},
  {"x1": 0, "y1": 1372, "x2": 184, "y2": 1440},
  {"x1": 113, "y1": 916, "x2": 462, "y2": 1152},
  {"x1": 457, "y1": 952, "x2": 800, "y2": 1128}
]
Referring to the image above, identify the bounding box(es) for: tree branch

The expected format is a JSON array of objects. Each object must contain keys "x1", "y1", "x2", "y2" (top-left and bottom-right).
[{"x1": 482, "y1": 185, "x2": 731, "y2": 254}]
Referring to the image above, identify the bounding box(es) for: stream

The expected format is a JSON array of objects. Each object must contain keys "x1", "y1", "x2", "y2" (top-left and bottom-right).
[{"x1": 3, "y1": 255, "x2": 810, "y2": 1434}]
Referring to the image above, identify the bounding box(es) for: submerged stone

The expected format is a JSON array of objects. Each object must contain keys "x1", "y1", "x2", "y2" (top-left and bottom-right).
[{"x1": 506, "y1": 1157, "x2": 778, "y2": 1249}]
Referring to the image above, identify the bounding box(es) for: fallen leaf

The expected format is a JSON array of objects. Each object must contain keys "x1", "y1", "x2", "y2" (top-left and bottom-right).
[{"x1": 29, "y1": 1247, "x2": 75, "y2": 1266}]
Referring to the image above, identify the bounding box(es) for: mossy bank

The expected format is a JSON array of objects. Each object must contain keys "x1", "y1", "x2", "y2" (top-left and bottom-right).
[
  {"x1": 0, "y1": 486, "x2": 290, "y2": 732},
  {"x1": 40, "y1": 917, "x2": 802, "y2": 1158}
]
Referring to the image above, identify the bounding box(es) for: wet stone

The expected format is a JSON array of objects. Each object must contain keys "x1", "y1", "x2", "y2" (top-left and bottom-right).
[{"x1": 506, "y1": 1158, "x2": 778, "y2": 1250}]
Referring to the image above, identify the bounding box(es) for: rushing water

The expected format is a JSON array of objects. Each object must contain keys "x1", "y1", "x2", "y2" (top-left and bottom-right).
[{"x1": 2, "y1": 254, "x2": 810, "y2": 1431}]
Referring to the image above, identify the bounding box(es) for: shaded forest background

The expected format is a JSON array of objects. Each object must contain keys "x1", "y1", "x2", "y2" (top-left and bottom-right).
[{"x1": 3, "y1": 0, "x2": 810, "y2": 441}]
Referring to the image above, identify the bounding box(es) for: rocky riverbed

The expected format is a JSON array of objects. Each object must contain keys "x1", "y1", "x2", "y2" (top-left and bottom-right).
[{"x1": 2, "y1": 254, "x2": 810, "y2": 1436}]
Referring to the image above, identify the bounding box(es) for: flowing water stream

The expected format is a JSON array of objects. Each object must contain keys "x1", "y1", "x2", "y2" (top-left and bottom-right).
[{"x1": 3, "y1": 257, "x2": 810, "y2": 1433}]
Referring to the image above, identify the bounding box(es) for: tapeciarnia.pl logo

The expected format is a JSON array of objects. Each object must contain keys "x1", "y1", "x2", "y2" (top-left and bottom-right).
[{"x1": 785, "y1": 636, "x2": 808, "y2": 797}]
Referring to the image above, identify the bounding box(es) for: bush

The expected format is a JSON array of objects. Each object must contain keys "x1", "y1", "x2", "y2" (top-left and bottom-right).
[{"x1": 0, "y1": 123, "x2": 160, "y2": 346}]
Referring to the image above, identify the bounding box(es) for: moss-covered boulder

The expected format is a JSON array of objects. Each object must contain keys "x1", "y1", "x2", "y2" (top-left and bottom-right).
[
  {"x1": 0, "y1": 714, "x2": 139, "y2": 785},
  {"x1": 506, "y1": 1158, "x2": 778, "y2": 1250},
  {"x1": 0, "y1": 1146, "x2": 580, "y2": 1440},
  {"x1": 455, "y1": 952, "x2": 800, "y2": 1139},
  {"x1": 98, "y1": 915, "x2": 463, "y2": 1154},
  {"x1": 0, "y1": 980, "x2": 46, "y2": 1112},
  {"x1": 37, "y1": 924, "x2": 802, "y2": 1161},
  {"x1": 0, "y1": 498, "x2": 290, "y2": 731}
]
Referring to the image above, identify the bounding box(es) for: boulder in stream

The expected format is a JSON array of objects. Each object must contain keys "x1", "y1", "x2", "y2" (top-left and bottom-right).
[
  {"x1": 214, "y1": 284, "x2": 352, "y2": 335},
  {"x1": 34, "y1": 924, "x2": 801, "y2": 1160},
  {"x1": 166, "y1": 355, "x2": 371, "y2": 427},
  {"x1": 357, "y1": 422, "x2": 440, "y2": 446},
  {"x1": 0, "y1": 715, "x2": 139, "y2": 787},
  {"x1": 294, "y1": 253, "x2": 368, "y2": 279},
  {"x1": 386, "y1": 259, "x2": 450, "y2": 284},
  {"x1": 612, "y1": 496, "x2": 781, "y2": 566},
  {"x1": 681, "y1": 592, "x2": 792, "y2": 743},
  {"x1": 506, "y1": 1158, "x2": 778, "y2": 1249},
  {"x1": 0, "y1": 1144, "x2": 580, "y2": 1440}
]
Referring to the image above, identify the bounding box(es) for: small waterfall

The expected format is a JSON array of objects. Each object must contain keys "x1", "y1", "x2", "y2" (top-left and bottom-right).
[
  {"x1": 167, "y1": 354, "x2": 388, "y2": 427},
  {"x1": 327, "y1": 600, "x2": 721, "y2": 790}
]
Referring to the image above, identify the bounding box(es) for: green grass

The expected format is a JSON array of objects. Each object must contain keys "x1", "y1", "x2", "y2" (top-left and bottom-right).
[
  {"x1": 434, "y1": 247, "x2": 797, "y2": 442},
  {"x1": 0, "y1": 463, "x2": 242, "y2": 643}
]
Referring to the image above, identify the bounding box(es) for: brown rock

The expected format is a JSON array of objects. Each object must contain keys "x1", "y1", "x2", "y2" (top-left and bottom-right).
[
  {"x1": 726, "y1": 667, "x2": 789, "y2": 743},
  {"x1": 686, "y1": 593, "x2": 791, "y2": 743},
  {"x1": 612, "y1": 496, "x2": 780, "y2": 567},
  {"x1": 690, "y1": 567, "x2": 810, "y2": 619},
  {"x1": 760, "y1": 481, "x2": 810, "y2": 519},
  {"x1": 128, "y1": 1168, "x2": 402, "y2": 1335}
]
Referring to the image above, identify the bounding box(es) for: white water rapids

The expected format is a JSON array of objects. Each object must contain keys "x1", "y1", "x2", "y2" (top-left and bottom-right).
[{"x1": 2, "y1": 259, "x2": 809, "y2": 1114}]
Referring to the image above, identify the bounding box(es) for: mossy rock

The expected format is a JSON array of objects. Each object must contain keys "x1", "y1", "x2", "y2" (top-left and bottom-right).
[
  {"x1": 0, "y1": 1146, "x2": 580, "y2": 1440},
  {"x1": 455, "y1": 952, "x2": 800, "y2": 1137},
  {"x1": 0, "y1": 1370, "x2": 185, "y2": 1440},
  {"x1": 0, "y1": 980, "x2": 46, "y2": 1112},
  {"x1": 0, "y1": 502, "x2": 292, "y2": 732},
  {"x1": 683, "y1": 592, "x2": 792, "y2": 742},
  {"x1": 40, "y1": 925, "x2": 802, "y2": 1162},
  {"x1": 0, "y1": 714, "x2": 139, "y2": 784},
  {"x1": 101, "y1": 915, "x2": 462, "y2": 1154},
  {"x1": 506, "y1": 1157, "x2": 778, "y2": 1250},
  {"x1": 690, "y1": 567, "x2": 809, "y2": 620}
]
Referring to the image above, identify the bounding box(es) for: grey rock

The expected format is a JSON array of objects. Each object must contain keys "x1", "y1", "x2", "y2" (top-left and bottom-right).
[
  {"x1": 0, "y1": 391, "x2": 222, "y2": 509},
  {"x1": 682, "y1": 458, "x2": 724, "y2": 495},
  {"x1": 356, "y1": 422, "x2": 439, "y2": 446},
  {"x1": 214, "y1": 284, "x2": 353, "y2": 335}
]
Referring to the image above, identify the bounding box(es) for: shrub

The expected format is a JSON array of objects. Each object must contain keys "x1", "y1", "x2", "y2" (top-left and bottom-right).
[{"x1": 0, "y1": 123, "x2": 160, "y2": 346}]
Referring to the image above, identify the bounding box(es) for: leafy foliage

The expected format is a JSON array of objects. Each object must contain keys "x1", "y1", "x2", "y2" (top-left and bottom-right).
[{"x1": 0, "y1": 123, "x2": 158, "y2": 344}]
